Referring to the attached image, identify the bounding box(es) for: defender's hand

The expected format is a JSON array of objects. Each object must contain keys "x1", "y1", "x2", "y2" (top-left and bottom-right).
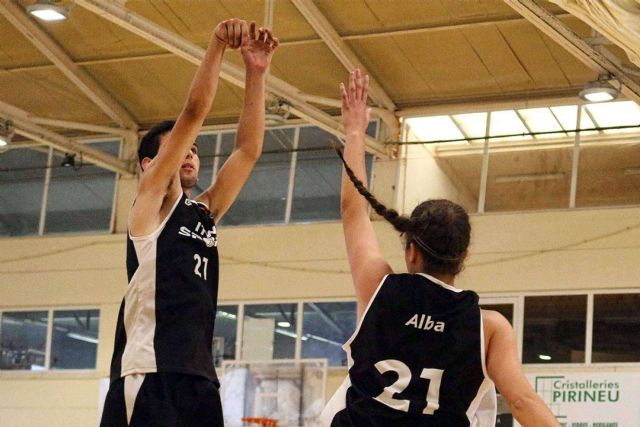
[{"x1": 340, "y1": 69, "x2": 370, "y2": 134}]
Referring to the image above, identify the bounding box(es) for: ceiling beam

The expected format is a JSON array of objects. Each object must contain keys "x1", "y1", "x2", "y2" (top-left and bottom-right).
[
  {"x1": 0, "y1": 12, "x2": 575, "y2": 75},
  {"x1": 399, "y1": 86, "x2": 586, "y2": 117},
  {"x1": 74, "y1": 0, "x2": 389, "y2": 158},
  {"x1": 28, "y1": 117, "x2": 136, "y2": 137},
  {"x1": 501, "y1": 0, "x2": 640, "y2": 105},
  {"x1": 0, "y1": 100, "x2": 134, "y2": 176},
  {"x1": 291, "y1": 0, "x2": 398, "y2": 133},
  {"x1": 0, "y1": 0, "x2": 138, "y2": 130}
]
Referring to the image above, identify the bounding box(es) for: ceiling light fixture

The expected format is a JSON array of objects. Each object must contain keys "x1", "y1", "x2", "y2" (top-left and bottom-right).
[
  {"x1": 0, "y1": 120, "x2": 14, "y2": 147},
  {"x1": 495, "y1": 172, "x2": 565, "y2": 184},
  {"x1": 61, "y1": 152, "x2": 77, "y2": 168},
  {"x1": 265, "y1": 99, "x2": 291, "y2": 127},
  {"x1": 26, "y1": 1, "x2": 68, "y2": 22},
  {"x1": 579, "y1": 76, "x2": 620, "y2": 103}
]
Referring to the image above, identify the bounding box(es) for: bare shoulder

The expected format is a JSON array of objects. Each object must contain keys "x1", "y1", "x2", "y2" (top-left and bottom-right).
[{"x1": 481, "y1": 309, "x2": 513, "y2": 341}]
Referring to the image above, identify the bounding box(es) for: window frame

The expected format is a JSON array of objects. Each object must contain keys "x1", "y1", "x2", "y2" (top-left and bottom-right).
[{"x1": 0, "y1": 306, "x2": 101, "y2": 375}]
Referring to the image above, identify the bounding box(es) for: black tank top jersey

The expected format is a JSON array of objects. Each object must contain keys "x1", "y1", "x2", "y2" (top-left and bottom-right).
[
  {"x1": 322, "y1": 273, "x2": 496, "y2": 427},
  {"x1": 109, "y1": 193, "x2": 220, "y2": 384}
]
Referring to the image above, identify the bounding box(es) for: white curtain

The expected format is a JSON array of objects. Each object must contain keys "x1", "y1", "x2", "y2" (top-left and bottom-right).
[{"x1": 550, "y1": 0, "x2": 640, "y2": 67}]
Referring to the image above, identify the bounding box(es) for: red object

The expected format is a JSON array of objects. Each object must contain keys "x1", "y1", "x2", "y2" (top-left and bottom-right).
[{"x1": 241, "y1": 417, "x2": 278, "y2": 427}]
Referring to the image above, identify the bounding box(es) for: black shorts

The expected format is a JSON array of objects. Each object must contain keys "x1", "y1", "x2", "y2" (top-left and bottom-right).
[{"x1": 100, "y1": 372, "x2": 223, "y2": 427}]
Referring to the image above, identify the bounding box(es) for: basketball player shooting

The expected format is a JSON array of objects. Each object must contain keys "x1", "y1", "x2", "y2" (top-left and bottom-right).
[
  {"x1": 100, "y1": 19, "x2": 278, "y2": 426},
  {"x1": 320, "y1": 69, "x2": 559, "y2": 427}
]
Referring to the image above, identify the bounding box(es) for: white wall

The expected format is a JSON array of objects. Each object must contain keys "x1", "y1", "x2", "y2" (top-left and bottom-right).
[{"x1": 2, "y1": 150, "x2": 640, "y2": 425}]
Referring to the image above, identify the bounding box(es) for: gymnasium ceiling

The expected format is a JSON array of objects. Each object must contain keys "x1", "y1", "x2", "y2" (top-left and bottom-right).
[{"x1": 1, "y1": 0, "x2": 640, "y2": 210}]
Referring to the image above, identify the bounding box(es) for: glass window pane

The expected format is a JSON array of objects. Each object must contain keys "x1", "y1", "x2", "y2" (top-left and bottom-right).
[
  {"x1": 50, "y1": 309, "x2": 99, "y2": 370},
  {"x1": 1, "y1": 311, "x2": 48, "y2": 370},
  {"x1": 194, "y1": 133, "x2": 218, "y2": 191},
  {"x1": 517, "y1": 108, "x2": 565, "y2": 138},
  {"x1": 585, "y1": 101, "x2": 640, "y2": 134},
  {"x1": 480, "y1": 304, "x2": 513, "y2": 325},
  {"x1": 523, "y1": 295, "x2": 587, "y2": 364},
  {"x1": 550, "y1": 105, "x2": 597, "y2": 136},
  {"x1": 214, "y1": 305, "x2": 237, "y2": 367},
  {"x1": 592, "y1": 294, "x2": 640, "y2": 363},
  {"x1": 0, "y1": 148, "x2": 47, "y2": 236},
  {"x1": 302, "y1": 302, "x2": 356, "y2": 366},
  {"x1": 243, "y1": 304, "x2": 297, "y2": 360},
  {"x1": 451, "y1": 112, "x2": 487, "y2": 140},
  {"x1": 406, "y1": 116, "x2": 464, "y2": 142},
  {"x1": 291, "y1": 125, "x2": 374, "y2": 222},
  {"x1": 45, "y1": 140, "x2": 119, "y2": 233},
  {"x1": 219, "y1": 129, "x2": 293, "y2": 226},
  {"x1": 489, "y1": 110, "x2": 532, "y2": 141}
]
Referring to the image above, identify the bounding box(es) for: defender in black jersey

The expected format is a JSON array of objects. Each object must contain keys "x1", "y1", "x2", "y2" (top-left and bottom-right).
[
  {"x1": 321, "y1": 69, "x2": 559, "y2": 427},
  {"x1": 100, "y1": 20, "x2": 279, "y2": 427}
]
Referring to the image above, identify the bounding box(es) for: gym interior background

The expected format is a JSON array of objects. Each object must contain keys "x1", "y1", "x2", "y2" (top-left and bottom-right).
[{"x1": 1, "y1": 1, "x2": 639, "y2": 426}]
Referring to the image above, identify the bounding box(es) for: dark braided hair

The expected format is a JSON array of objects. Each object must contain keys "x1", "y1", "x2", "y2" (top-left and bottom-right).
[{"x1": 334, "y1": 145, "x2": 470, "y2": 275}]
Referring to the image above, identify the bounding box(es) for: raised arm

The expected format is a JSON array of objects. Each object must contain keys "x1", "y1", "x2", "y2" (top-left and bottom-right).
[
  {"x1": 130, "y1": 19, "x2": 245, "y2": 235},
  {"x1": 339, "y1": 69, "x2": 392, "y2": 319},
  {"x1": 197, "y1": 23, "x2": 279, "y2": 223},
  {"x1": 483, "y1": 310, "x2": 560, "y2": 427}
]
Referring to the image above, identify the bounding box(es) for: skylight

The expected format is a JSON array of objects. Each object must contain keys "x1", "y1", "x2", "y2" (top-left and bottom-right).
[
  {"x1": 406, "y1": 116, "x2": 464, "y2": 142},
  {"x1": 405, "y1": 100, "x2": 640, "y2": 145}
]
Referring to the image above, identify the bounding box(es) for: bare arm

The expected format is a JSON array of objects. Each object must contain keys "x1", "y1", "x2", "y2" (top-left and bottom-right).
[
  {"x1": 483, "y1": 310, "x2": 560, "y2": 427},
  {"x1": 339, "y1": 69, "x2": 392, "y2": 319},
  {"x1": 130, "y1": 20, "x2": 244, "y2": 235},
  {"x1": 197, "y1": 23, "x2": 279, "y2": 223}
]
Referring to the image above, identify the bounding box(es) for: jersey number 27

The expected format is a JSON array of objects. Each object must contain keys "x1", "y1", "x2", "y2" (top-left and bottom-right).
[{"x1": 374, "y1": 359, "x2": 443, "y2": 415}]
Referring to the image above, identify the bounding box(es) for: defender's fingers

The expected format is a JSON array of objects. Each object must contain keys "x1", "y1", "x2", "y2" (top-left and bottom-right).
[
  {"x1": 362, "y1": 74, "x2": 370, "y2": 102},
  {"x1": 249, "y1": 21, "x2": 256, "y2": 40},
  {"x1": 339, "y1": 83, "x2": 348, "y2": 101},
  {"x1": 348, "y1": 71, "x2": 357, "y2": 101},
  {"x1": 354, "y1": 69, "x2": 364, "y2": 100}
]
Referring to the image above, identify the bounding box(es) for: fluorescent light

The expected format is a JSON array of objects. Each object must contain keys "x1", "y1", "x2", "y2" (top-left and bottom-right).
[
  {"x1": 67, "y1": 332, "x2": 99, "y2": 344},
  {"x1": 495, "y1": 172, "x2": 565, "y2": 183},
  {"x1": 624, "y1": 168, "x2": 640, "y2": 176},
  {"x1": 27, "y1": 2, "x2": 68, "y2": 21},
  {"x1": 277, "y1": 321, "x2": 291, "y2": 328},
  {"x1": 538, "y1": 354, "x2": 552, "y2": 361},
  {"x1": 218, "y1": 311, "x2": 237, "y2": 320}
]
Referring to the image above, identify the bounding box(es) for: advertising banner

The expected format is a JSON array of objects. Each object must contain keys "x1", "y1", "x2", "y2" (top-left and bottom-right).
[{"x1": 522, "y1": 372, "x2": 640, "y2": 427}]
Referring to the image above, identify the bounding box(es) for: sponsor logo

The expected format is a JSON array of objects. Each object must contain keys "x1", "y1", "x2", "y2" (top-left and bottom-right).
[{"x1": 178, "y1": 221, "x2": 217, "y2": 247}]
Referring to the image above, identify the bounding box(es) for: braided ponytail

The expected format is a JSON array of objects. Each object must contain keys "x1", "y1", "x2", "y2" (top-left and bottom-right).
[
  {"x1": 333, "y1": 143, "x2": 471, "y2": 276},
  {"x1": 333, "y1": 144, "x2": 412, "y2": 233}
]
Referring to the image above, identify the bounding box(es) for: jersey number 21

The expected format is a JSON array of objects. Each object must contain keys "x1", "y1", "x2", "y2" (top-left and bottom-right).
[{"x1": 374, "y1": 359, "x2": 443, "y2": 415}]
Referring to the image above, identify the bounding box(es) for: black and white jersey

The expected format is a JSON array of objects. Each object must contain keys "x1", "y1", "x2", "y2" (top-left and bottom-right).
[
  {"x1": 109, "y1": 193, "x2": 220, "y2": 384},
  {"x1": 321, "y1": 273, "x2": 496, "y2": 427}
]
